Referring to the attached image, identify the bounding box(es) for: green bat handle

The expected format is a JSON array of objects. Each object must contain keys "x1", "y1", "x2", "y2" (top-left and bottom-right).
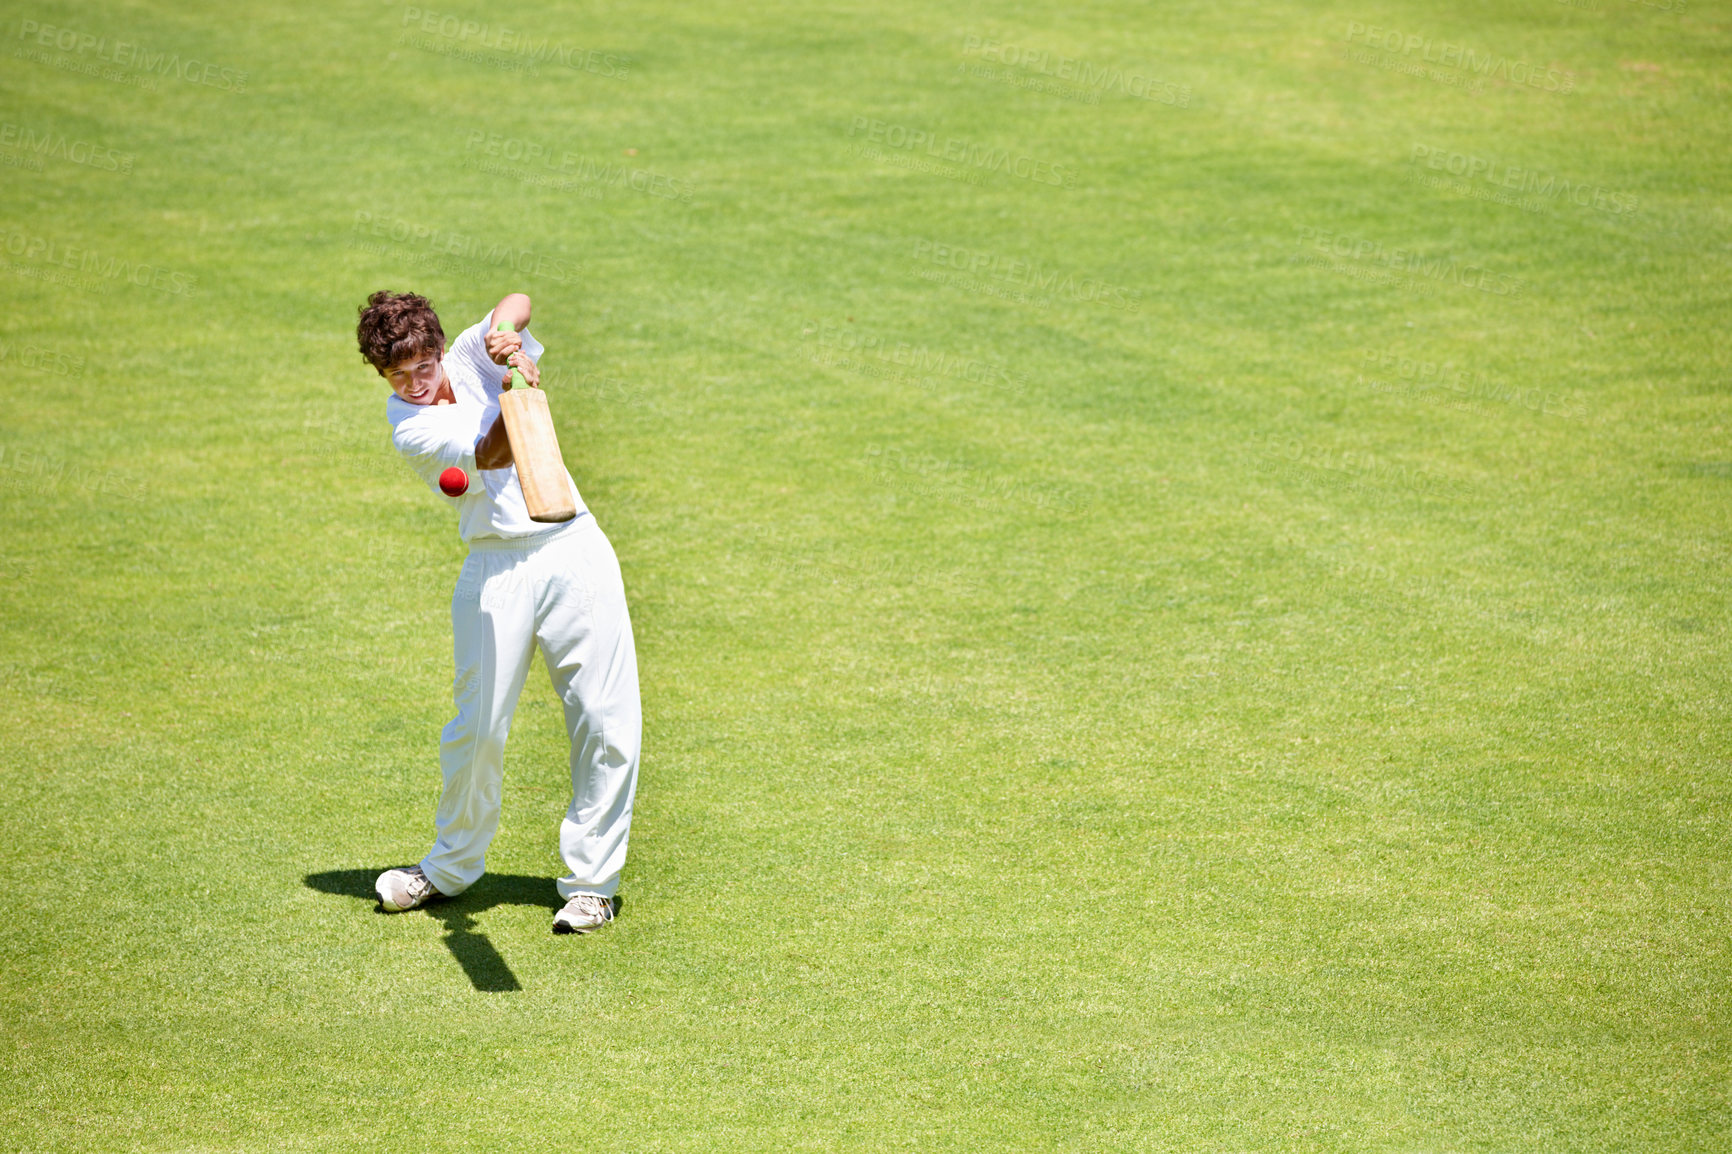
[{"x1": 495, "y1": 320, "x2": 530, "y2": 389}]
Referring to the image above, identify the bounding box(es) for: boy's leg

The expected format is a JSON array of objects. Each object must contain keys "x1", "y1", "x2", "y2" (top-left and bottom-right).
[
  {"x1": 535, "y1": 520, "x2": 642, "y2": 902},
  {"x1": 420, "y1": 551, "x2": 539, "y2": 897}
]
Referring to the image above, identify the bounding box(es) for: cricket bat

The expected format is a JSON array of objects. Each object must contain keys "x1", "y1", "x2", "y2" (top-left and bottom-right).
[{"x1": 495, "y1": 321, "x2": 577, "y2": 523}]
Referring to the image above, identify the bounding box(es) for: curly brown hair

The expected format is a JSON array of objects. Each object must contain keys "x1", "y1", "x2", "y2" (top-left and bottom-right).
[{"x1": 356, "y1": 290, "x2": 446, "y2": 373}]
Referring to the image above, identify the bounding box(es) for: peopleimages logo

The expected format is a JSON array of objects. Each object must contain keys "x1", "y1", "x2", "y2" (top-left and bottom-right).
[
  {"x1": 16, "y1": 18, "x2": 249, "y2": 92},
  {"x1": 351, "y1": 211, "x2": 578, "y2": 283},
  {"x1": 1360, "y1": 349, "x2": 1588, "y2": 421},
  {"x1": 864, "y1": 444, "x2": 1089, "y2": 516},
  {"x1": 1407, "y1": 144, "x2": 1637, "y2": 215},
  {"x1": 911, "y1": 239, "x2": 1139, "y2": 311},
  {"x1": 1343, "y1": 21, "x2": 1575, "y2": 92},
  {"x1": 461, "y1": 132, "x2": 694, "y2": 201},
  {"x1": 0, "y1": 226, "x2": 198, "y2": 296},
  {"x1": 398, "y1": 7, "x2": 630, "y2": 77},
  {"x1": 805, "y1": 320, "x2": 1030, "y2": 395},
  {"x1": 848, "y1": 118, "x2": 1075, "y2": 188},
  {"x1": 1295, "y1": 226, "x2": 1527, "y2": 298},
  {"x1": 0, "y1": 443, "x2": 146, "y2": 504},
  {"x1": 0, "y1": 341, "x2": 86, "y2": 379},
  {"x1": 960, "y1": 34, "x2": 1191, "y2": 106},
  {"x1": 0, "y1": 122, "x2": 133, "y2": 173}
]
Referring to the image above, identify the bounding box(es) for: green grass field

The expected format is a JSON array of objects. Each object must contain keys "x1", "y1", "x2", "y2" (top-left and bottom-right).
[{"x1": 2, "y1": 0, "x2": 1728, "y2": 1149}]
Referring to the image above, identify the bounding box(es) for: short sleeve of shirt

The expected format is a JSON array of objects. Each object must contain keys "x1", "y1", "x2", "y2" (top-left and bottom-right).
[{"x1": 387, "y1": 397, "x2": 488, "y2": 501}]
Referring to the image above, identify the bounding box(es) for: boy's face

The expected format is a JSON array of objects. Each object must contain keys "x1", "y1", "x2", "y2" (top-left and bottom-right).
[{"x1": 381, "y1": 343, "x2": 446, "y2": 405}]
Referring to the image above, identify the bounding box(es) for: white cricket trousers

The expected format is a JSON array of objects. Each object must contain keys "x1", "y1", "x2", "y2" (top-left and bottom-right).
[{"x1": 418, "y1": 514, "x2": 641, "y2": 902}]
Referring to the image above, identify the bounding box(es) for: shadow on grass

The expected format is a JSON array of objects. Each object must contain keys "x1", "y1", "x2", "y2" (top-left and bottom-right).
[{"x1": 304, "y1": 869, "x2": 572, "y2": 993}]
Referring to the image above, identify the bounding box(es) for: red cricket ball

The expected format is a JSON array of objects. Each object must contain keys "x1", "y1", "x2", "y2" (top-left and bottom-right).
[{"x1": 439, "y1": 467, "x2": 469, "y2": 497}]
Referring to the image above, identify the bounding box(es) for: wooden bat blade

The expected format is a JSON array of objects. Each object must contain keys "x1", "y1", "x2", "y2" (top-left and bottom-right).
[{"x1": 499, "y1": 387, "x2": 576, "y2": 523}]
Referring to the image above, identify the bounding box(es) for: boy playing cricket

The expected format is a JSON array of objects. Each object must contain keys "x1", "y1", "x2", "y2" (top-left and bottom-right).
[{"x1": 355, "y1": 289, "x2": 641, "y2": 934}]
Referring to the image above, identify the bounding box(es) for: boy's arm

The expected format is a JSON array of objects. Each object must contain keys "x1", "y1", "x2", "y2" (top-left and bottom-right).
[
  {"x1": 476, "y1": 411, "x2": 513, "y2": 470},
  {"x1": 483, "y1": 293, "x2": 533, "y2": 365}
]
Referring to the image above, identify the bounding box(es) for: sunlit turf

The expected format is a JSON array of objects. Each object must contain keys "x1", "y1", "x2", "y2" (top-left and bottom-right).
[{"x1": 0, "y1": 0, "x2": 1727, "y2": 1149}]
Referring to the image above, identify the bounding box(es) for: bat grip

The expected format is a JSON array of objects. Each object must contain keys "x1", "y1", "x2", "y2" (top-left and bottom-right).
[{"x1": 494, "y1": 320, "x2": 530, "y2": 390}]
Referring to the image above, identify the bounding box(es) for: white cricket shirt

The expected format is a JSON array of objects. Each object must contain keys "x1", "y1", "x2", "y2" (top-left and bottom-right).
[{"x1": 386, "y1": 310, "x2": 587, "y2": 543}]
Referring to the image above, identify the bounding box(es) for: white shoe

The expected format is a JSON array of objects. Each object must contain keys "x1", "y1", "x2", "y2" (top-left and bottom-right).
[
  {"x1": 552, "y1": 894, "x2": 616, "y2": 934},
  {"x1": 376, "y1": 865, "x2": 443, "y2": 912}
]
